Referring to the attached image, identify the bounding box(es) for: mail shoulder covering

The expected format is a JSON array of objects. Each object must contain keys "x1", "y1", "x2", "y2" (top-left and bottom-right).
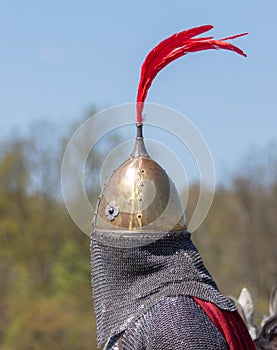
[{"x1": 104, "y1": 295, "x2": 229, "y2": 350}]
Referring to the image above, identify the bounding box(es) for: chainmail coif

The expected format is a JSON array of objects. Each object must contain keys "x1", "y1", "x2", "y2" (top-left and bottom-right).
[{"x1": 91, "y1": 230, "x2": 235, "y2": 347}]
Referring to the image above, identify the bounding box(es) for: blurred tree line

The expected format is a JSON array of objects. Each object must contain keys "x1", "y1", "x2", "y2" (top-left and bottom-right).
[
  {"x1": 187, "y1": 143, "x2": 277, "y2": 316},
  {"x1": 0, "y1": 115, "x2": 276, "y2": 349}
]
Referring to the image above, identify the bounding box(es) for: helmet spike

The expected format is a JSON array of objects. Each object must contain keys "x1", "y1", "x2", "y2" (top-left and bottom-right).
[{"x1": 136, "y1": 123, "x2": 143, "y2": 138}]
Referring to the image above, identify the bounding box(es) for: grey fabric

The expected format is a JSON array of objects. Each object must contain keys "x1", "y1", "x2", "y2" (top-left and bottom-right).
[
  {"x1": 104, "y1": 296, "x2": 229, "y2": 350},
  {"x1": 91, "y1": 230, "x2": 235, "y2": 347}
]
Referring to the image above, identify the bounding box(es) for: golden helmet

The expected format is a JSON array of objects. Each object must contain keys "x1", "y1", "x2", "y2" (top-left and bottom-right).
[
  {"x1": 92, "y1": 25, "x2": 247, "y2": 245},
  {"x1": 92, "y1": 125, "x2": 186, "y2": 245}
]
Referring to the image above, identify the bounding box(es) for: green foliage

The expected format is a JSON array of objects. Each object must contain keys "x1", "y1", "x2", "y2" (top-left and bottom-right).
[
  {"x1": 189, "y1": 148, "x2": 277, "y2": 316},
  {"x1": 0, "y1": 120, "x2": 100, "y2": 350},
  {"x1": 2, "y1": 296, "x2": 96, "y2": 350},
  {"x1": 51, "y1": 241, "x2": 91, "y2": 295}
]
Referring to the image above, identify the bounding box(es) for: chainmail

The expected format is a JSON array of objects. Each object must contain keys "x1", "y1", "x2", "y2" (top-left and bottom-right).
[
  {"x1": 91, "y1": 230, "x2": 236, "y2": 347},
  {"x1": 104, "y1": 296, "x2": 229, "y2": 350}
]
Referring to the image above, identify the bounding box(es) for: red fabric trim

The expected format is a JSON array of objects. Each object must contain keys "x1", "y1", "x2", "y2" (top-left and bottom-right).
[{"x1": 193, "y1": 297, "x2": 256, "y2": 350}]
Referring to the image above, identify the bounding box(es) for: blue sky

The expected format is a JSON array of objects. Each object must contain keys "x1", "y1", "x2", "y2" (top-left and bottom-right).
[{"x1": 1, "y1": 1, "x2": 277, "y2": 184}]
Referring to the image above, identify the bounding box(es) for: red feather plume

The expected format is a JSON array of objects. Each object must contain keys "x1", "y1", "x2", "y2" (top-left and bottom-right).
[{"x1": 136, "y1": 25, "x2": 248, "y2": 125}]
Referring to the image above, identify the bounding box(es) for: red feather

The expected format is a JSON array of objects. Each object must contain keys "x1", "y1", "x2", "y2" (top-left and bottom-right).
[{"x1": 136, "y1": 25, "x2": 248, "y2": 125}]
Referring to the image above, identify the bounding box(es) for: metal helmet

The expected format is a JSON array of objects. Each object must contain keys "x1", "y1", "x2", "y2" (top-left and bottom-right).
[
  {"x1": 92, "y1": 25, "x2": 247, "y2": 246},
  {"x1": 92, "y1": 124, "x2": 186, "y2": 245}
]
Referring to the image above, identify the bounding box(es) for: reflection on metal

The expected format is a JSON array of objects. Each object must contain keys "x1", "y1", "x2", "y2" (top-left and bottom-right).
[{"x1": 93, "y1": 125, "x2": 186, "y2": 237}]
